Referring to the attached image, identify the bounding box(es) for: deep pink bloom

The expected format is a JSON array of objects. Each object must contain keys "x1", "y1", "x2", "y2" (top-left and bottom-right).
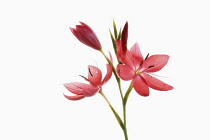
[
  {"x1": 64, "y1": 64, "x2": 112, "y2": 100},
  {"x1": 116, "y1": 40, "x2": 173, "y2": 96},
  {"x1": 70, "y1": 22, "x2": 102, "y2": 50}
]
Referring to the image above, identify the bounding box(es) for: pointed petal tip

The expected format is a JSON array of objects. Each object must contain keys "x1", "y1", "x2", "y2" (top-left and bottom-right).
[
  {"x1": 125, "y1": 21, "x2": 128, "y2": 25},
  {"x1": 109, "y1": 51, "x2": 113, "y2": 63},
  {"x1": 169, "y1": 85, "x2": 174, "y2": 90},
  {"x1": 69, "y1": 27, "x2": 74, "y2": 31},
  {"x1": 79, "y1": 21, "x2": 85, "y2": 25},
  {"x1": 63, "y1": 93, "x2": 85, "y2": 101},
  {"x1": 102, "y1": 64, "x2": 112, "y2": 85},
  {"x1": 140, "y1": 93, "x2": 150, "y2": 97},
  {"x1": 63, "y1": 83, "x2": 68, "y2": 88}
]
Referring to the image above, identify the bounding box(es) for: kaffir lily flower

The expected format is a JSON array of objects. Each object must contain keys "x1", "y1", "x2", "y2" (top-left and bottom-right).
[
  {"x1": 116, "y1": 40, "x2": 173, "y2": 96},
  {"x1": 63, "y1": 64, "x2": 112, "y2": 100},
  {"x1": 70, "y1": 22, "x2": 102, "y2": 50}
]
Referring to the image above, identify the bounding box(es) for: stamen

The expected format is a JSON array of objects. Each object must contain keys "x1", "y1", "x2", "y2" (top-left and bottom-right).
[
  {"x1": 88, "y1": 68, "x2": 93, "y2": 76},
  {"x1": 79, "y1": 75, "x2": 89, "y2": 81},
  {"x1": 135, "y1": 70, "x2": 141, "y2": 75},
  {"x1": 144, "y1": 53, "x2": 149, "y2": 60},
  {"x1": 148, "y1": 65, "x2": 154, "y2": 69}
]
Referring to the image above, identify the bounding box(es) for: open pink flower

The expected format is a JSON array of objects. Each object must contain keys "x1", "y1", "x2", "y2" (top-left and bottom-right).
[
  {"x1": 116, "y1": 41, "x2": 173, "y2": 96},
  {"x1": 70, "y1": 22, "x2": 102, "y2": 50},
  {"x1": 64, "y1": 64, "x2": 112, "y2": 100}
]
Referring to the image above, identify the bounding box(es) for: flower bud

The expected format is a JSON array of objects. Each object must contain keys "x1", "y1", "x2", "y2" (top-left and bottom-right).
[{"x1": 70, "y1": 22, "x2": 102, "y2": 50}]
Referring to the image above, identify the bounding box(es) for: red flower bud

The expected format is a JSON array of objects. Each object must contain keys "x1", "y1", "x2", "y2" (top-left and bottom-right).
[
  {"x1": 70, "y1": 22, "x2": 102, "y2": 50},
  {"x1": 121, "y1": 21, "x2": 128, "y2": 46}
]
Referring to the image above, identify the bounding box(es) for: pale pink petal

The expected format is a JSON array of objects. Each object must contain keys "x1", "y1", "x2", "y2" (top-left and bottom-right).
[
  {"x1": 63, "y1": 94, "x2": 85, "y2": 101},
  {"x1": 130, "y1": 43, "x2": 143, "y2": 69},
  {"x1": 81, "y1": 84, "x2": 99, "y2": 97},
  {"x1": 117, "y1": 64, "x2": 135, "y2": 81},
  {"x1": 132, "y1": 75, "x2": 150, "y2": 96},
  {"x1": 109, "y1": 51, "x2": 113, "y2": 63},
  {"x1": 140, "y1": 55, "x2": 169, "y2": 73},
  {"x1": 141, "y1": 73, "x2": 174, "y2": 91},
  {"x1": 64, "y1": 82, "x2": 99, "y2": 97},
  {"x1": 64, "y1": 82, "x2": 84, "y2": 95},
  {"x1": 88, "y1": 65, "x2": 102, "y2": 86},
  {"x1": 102, "y1": 64, "x2": 112, "y2": 85}
]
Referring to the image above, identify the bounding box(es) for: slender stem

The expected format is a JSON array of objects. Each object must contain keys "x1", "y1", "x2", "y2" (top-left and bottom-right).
[
  {"x1": 123, "y1": 81, "x2": 133, "y2": 106},
  {"x1": 99, "y1": 90, "x2": 111, "y2": 105},
  {"x1": 99, "y1": 91, "x2": 124, "y2": 129},
  {"x1": 99, "y1": 49, "x2": 123, "y2": 100},
  {"x1": 123, "y1": 81, "x2": 133, "y2": 139},
  {"x1": 99, "y1": 90, "x2": 128, "y2": 140},
  {"x1": 99, "y1": 49, "x2": 132, "y2": 140}
]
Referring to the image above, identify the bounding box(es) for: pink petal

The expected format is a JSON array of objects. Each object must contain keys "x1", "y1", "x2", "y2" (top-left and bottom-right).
[
  {"x1": 70, "y1": 27, "x2": 89, "y2": 46},
  {"x1": 63, "y1": 94, "x2": 85, "y2": 101},
  {"x1": 81, "y1": 84, "x2": 99, "y2": 97},
  {"x1": 130, "y1": 43, "x2": 143, "y2": 68},
  {"x1": 70, "y1": 28, "x2": 84, "y2": 44},
  {"x1": 102, "y1": 64, "x2": 112, "y2": 85},
  {"x1": 116, "y1": 40, "x2": 126, "y2": 59},
  {"x1": 116, "y1": 40, "x2": 135, "y2": 69},
  {"x1": 79, "y1": 22, "x2": 94, "y2": 32},
  {"x1": 140, "y1": 55, "x2": 169, "y2": 73},
  {"x1": 132, "y1": 75, "x2": 150, "y2": 96},
  {"x1": 141, "y1": 73, "x2": 174, "y2": 91},
  {"x1": 109, "y1": 51, "x2": 113, "y2": 63},
  {"x1": 64, "y1": 82, "x2": 99, "y2": 97},
  {"x1": 64, "y1": 82, "x2": 84, "y2": 95},
  {"x1": 117, "y1": 64, "x2": 135, "y2": 81},
  {"x1": 88, "y1": 65, "x2": 102, "y2": 86}
]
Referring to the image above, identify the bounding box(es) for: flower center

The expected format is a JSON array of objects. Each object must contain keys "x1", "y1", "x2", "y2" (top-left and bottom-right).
[{"x1": 135, "y1": 70, "x2": 141, "y2": 75}]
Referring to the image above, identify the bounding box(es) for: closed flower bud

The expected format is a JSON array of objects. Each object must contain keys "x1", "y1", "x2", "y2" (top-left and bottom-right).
[{"x1": 70, "y1": 22, "x2": 102, "y2": 50}]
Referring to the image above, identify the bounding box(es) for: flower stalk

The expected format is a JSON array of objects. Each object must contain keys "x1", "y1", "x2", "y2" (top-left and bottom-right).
[{"x1": 64, "y1": 21, "x2": 174, "y2": 140}]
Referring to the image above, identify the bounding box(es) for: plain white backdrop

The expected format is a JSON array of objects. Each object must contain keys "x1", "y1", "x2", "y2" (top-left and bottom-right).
[{"x1": 1, "y1": 0, "x2": 210, "y2": 140}]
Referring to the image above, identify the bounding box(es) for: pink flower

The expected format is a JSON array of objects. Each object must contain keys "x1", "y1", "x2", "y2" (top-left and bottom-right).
[
  {"x1": 63, "y1": 64, "x2": 112, "y2": 100},
  {"x1": 116, "y1": 41, "x2": 173, "y2": 96},
  {"x1": 70, "y1": 22, "x2": 102, "y2": 50}
]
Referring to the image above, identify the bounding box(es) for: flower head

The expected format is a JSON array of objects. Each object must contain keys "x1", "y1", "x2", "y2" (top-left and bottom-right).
[
  {"x1": 116, "y1": 41, "x2": 173, "y2": 96},
  {"x1": 64, "y1": 64, "x2": 112, "y2": 100},
  {"x1": 70, "y1": 22, "x2": 102, "y2": 50}
]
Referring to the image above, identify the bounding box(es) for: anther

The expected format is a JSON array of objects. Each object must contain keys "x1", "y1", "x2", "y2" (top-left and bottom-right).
[
  {"x1": 88, "y1": 68, "x2": 93, "y2": 76},
  {"x1": 144, "y1": 53, "x2": 149, "y2": 60},
  {"x1": 148, "y1": 65, "x2": 154, "y2": 69}
]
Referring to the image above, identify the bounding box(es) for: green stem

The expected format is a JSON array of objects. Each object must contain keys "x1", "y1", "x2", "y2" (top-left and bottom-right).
[
  {"x1": 99, "y1": 91, "x2": 124, "y2": 130},
  {"x1": 123, "y1": 81, "x2": 133, "y2": 106},
  {"x1": 99, "y1": 91, "x2": 128, "y2": 140},
  {"x1": 99, "y1": 49, "x2": 132, "y2": 140},
  {"x1": 99, "y1": 49, "x2": 123, "y2": 101},
  {"x1": 122, "y1": 81, "x2": 133, "y2": 140}
]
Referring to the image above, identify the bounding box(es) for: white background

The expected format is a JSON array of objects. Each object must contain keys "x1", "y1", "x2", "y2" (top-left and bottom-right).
[{"x1": 1, "y1": 0, "x2": 210, "y2": 140}]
